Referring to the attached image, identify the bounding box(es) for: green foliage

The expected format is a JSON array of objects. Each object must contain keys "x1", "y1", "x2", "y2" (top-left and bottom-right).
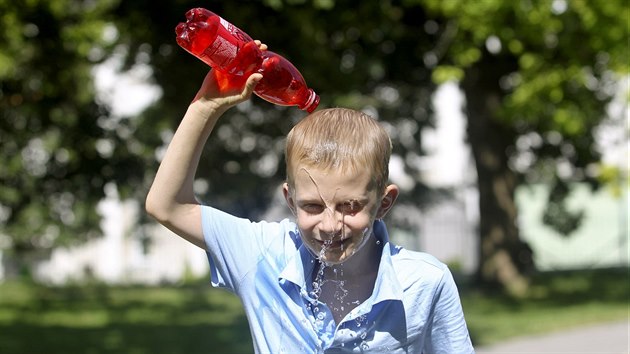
[
  {"x1": 0, "y1": 0, "x2": 146, "y2": 255},
  {"x1": 422, "y1": 0, "x2": 628, "y2": 131},
  {"x1": 0, "y1": 0, "x2": 626, "y2": 292},
  {"x1": 542, "y1": 178, "x2": 584, "y2": 235},
  {"x1": 110, "y1": 0, "x2": 441, "y2": 218},
  {"x1": 419, "y1": 0, "x2": 628, "y2": 241}
]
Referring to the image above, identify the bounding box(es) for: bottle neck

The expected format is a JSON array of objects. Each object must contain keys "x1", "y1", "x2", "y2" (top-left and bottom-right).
[{"x1": 301, "y1": 89, "x2": 320, "y2": 113}]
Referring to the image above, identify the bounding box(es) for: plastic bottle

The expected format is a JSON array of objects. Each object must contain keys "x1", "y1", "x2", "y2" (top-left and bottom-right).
[{"x1": 175, "y1": 8, "x2": 320, "y2": 113}]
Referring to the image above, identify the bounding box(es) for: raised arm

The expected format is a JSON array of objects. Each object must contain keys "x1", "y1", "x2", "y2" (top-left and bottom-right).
[{"x1": 146, "y1": 60, "x2": 263, "y2": 250}]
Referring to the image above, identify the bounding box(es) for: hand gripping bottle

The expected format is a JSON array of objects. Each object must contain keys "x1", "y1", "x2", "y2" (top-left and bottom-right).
[{"x1": 175, "y1": 8, "x2": 320, "y2": 113}]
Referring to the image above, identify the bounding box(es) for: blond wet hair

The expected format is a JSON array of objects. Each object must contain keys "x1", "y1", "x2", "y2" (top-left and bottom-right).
[{"x1": 285, "y1": 108, "x2": 392, "y2": 194}]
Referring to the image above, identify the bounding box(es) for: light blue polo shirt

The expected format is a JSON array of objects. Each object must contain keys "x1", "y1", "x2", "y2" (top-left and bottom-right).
[{"x1": 201, "y1": 205, "x2": 474, "y2": 353}]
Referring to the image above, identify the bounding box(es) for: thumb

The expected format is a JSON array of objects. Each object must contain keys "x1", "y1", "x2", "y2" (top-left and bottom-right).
[
  {"x1": 224, "y1": 73, "x2": 263, "y2": 107},
  {"x1": 243, "y1": 73, "x2": 263, "y2": 96}
]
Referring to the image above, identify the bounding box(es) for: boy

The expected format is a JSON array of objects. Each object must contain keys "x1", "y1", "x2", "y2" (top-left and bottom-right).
[{"x1": 146, "y1": 43, "x2": 474, "y2": 353}]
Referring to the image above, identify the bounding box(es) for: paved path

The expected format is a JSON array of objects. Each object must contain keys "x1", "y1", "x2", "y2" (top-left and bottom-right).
[{"x1": 476, "y1": 320, "x2": 629, "y2": 354}]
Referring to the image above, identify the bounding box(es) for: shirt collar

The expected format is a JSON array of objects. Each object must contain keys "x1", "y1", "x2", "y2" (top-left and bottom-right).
[
  {"x1": 370, "y1": 219, "x2": 404, "y2": 303},
  {"x1": 278, "y1": 230, "x2": 315, "y2": 289}
]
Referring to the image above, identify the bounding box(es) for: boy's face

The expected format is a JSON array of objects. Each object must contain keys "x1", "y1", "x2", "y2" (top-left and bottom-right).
[{"x1": 283, "y1": 166, "x2": 397, "y2": 265}]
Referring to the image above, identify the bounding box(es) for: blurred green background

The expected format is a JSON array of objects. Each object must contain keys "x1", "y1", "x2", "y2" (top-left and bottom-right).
[
  {"x1": 0, "y1": 268, "x2": 627, "y2": 353},
  {"x1": 0, "y1": 0, "x2": 628, "y2": 352}
]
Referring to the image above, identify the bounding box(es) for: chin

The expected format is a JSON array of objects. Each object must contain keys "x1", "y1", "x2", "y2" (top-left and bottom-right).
[{"x1": 318, "y1": 248, "x2": 355, "y2": 265}]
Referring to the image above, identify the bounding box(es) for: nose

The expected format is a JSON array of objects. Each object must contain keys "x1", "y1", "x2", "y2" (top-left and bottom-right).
[{"x1": 318, "y1": 208, "x2": 342, "y2": 237}]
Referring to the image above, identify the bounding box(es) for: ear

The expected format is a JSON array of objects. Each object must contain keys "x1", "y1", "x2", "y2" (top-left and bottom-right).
[
  {"x1": 376, "y1": 184, "x2": 399, "y2": 219},
  {"x1": 282, "y1": 182, "x2": 297, "y2": 215}
]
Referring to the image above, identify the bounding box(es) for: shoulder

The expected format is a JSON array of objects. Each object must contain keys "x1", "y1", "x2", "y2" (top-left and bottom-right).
[
  {"x1": 201, "y1": 205, "x2": 300, "y2": 247},
  {"x1": 389, "y1": 245, "x2": 452, "y2": 287},
  {"x1": 201, "y1": 205, "x2": 296, "y2": 231},
  {"x1": 391, "y1": 245, "x2": 448, "y2": 272}
]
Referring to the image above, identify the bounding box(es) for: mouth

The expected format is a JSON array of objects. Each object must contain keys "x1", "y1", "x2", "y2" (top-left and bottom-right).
[{"x1": 315, "y1": 237, "x2": 347, "y2": 250}]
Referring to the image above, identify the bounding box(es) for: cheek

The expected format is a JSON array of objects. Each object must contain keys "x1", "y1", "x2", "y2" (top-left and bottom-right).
[
  {"x1": 347, "y1": 214, "x2": 373, "y2": 229},
  {"x1": 295, "y1": 212, "x2": 318, "y2": 230},
  {"x1": 334, "y1": 211, "x2": 373, "y2": 231}
]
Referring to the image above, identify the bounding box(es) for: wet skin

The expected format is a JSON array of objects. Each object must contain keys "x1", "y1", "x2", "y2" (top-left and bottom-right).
[
  {"x1": 284, "y1": 166, "x2": 381, "y2": 265},
  {"x1": 283, "y1": 166, "x2": 399, "y2": 323}
]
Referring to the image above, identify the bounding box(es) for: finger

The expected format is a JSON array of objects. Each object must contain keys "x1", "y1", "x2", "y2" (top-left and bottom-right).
[
  {"x1": 254, "y1": 39, "x2": 268, "y2": 51},
  {"x1": 228, "y1": 73, "x2": 262, "y2": 104},
  {"x1": 244, "y1": 73, "x2": 263, "y2": 94}
]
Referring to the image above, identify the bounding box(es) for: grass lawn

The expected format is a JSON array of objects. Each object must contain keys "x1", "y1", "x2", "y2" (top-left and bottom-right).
[
  {"x1": 0, "y1": 268, "x2": 627, "y2": 353},
  {"x1": 462, "y1": 268, "x2": 629, "y2": 346}
]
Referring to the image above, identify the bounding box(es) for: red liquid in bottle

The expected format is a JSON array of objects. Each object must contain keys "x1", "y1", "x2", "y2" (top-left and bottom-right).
[{"x1": 175, "y1": 8, "x2": 319, "y2": 113}]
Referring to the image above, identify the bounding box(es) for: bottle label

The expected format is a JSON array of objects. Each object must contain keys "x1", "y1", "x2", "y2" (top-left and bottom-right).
[
  {"x1": 195, "y1": 15, "x2": 254, "y2": 73},
  {"x1": 201, "y1": 35, "x2": 237, "y2": 69}
]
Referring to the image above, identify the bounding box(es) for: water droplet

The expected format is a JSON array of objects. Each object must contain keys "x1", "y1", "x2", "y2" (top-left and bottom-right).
[{"x1": 355, "y1": 314, "x2": 367, "y2": 327}]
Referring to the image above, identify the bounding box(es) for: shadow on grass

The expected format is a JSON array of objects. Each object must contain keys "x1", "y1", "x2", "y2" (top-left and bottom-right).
[
  {"x1": 1, "y1": 268, "x2": 627, "y2": 352},
  {"x1": 528, "y1": 267, "x2": 629, "y2": 304},
  {"x1": 0, "y1": 322, "x2": 253, "y2": 354},
  {"x1": 0, "y1": 282, "x2": 253, "y2": 354},
  {"x1": 461, "y1": 267, "x2": 629, "y2": 346}
]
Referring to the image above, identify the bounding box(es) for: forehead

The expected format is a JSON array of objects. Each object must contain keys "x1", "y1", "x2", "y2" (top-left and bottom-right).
[{"x1": 291, "y1": 166, "x2": 376, "y2": 201}]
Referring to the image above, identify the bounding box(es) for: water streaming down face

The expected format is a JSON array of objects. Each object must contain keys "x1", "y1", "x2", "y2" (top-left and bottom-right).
[
  {"x1": 290, "y1": 165, "x2": 383, "y2": 350},
  {"x1": 297, "y1": 167, "x2": 375, "y2": 265},
  {"x1": 305, "y1": 236, "x2": 378, "y2": 351},
  {"x1": 308, "y1": 225, "x2": 374, "y2": 310},
  {"x1": 302, "y1": 173, "x2": 378, "y2": 300}
]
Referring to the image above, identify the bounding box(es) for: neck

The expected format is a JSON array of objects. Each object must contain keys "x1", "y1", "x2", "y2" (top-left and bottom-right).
[
  {"x1": 321, "y1": 233, "x2": 382, "y2": 280},
  {"x1": 312, "y1": 234, "x2": 383, "y2": 323}
]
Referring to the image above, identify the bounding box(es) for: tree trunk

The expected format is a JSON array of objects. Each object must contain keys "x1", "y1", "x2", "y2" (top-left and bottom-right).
[{"x1": 462, "y1": 55, "x2": 535, "y2": 296}]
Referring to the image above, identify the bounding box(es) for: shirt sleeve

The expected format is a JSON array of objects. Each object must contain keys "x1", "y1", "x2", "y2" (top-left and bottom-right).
[
  {"x1": 423, "y1": 268, "x2": 475, "y2": 354},
  {"x1": 200, "y1": 205, "x2": 292, "y2": 293}
]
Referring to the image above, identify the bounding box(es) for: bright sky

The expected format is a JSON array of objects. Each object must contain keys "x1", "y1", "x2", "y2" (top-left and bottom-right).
[
  {"x1": 92, "y1": 51, "x2": 162, "y2": 117},
  {"x1": 422, "y1": 82, "x2": 471, "y2": 187}
]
